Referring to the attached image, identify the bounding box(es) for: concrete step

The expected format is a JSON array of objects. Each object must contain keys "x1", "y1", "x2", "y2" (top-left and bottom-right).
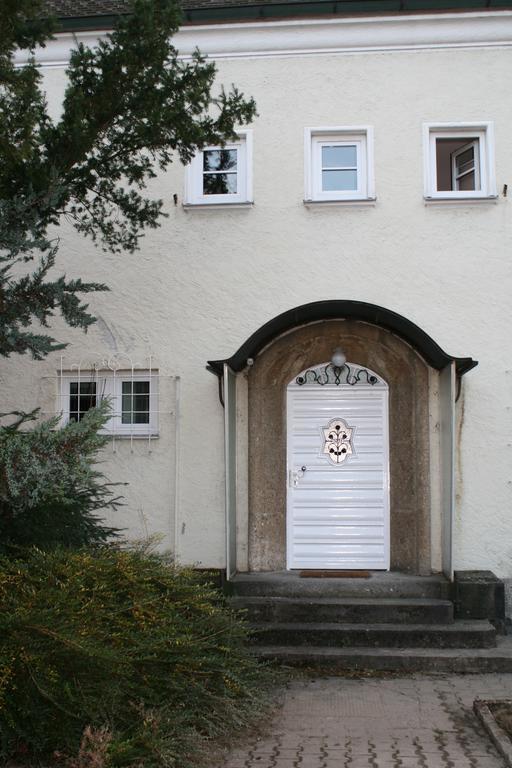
[
  {"x1": 249, "y1": 620, "x2": 496, "y2": 649},
  {"x1": 230, "y1": 596, "x2": 454, "y2": 625},
  {"x1": 253, "y1": 636, "x2": 512, "y2": 673},
  {"x1": 230, "y1": 572, "x2": 451, "y2": 599}
]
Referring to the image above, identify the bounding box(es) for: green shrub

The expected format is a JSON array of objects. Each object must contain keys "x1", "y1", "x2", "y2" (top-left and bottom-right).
[
  {"x1": 0, "y1": 403, "x2": 120, "y2": 554},
  {"x1": 0, "y1": 547, "x2": 275, "y2": 767}
]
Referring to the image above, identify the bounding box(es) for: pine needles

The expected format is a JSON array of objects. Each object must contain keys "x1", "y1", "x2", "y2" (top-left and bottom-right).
[{"x1": 0, "y1": 547, "x2": 276, "y2": 767}]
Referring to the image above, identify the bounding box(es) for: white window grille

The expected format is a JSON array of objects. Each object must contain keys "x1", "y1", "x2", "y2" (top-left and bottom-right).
[{"x1": 57, "y1": 355, "x2": 161, "y2": 448}]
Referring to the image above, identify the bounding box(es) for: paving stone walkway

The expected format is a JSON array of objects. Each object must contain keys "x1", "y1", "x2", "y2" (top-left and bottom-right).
[{"x1": 223, "y1": 673, "x2": 512, "y2": 768}]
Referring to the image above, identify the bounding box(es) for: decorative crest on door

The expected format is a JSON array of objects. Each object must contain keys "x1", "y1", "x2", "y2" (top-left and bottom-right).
[
  {"x1": 322, "y1": 418, "x2": 353, "y2": 464},
  {"x1": 296, "y1": 362, "x2": 380, "y2": 387}
]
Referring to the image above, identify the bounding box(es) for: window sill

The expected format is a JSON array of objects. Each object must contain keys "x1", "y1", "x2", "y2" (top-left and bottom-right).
[
  {"x1": 182, "y1": 201, "x2": 254, "y2": 211},
  {"x1": 424, "y1": 195, "x2": 499, "y2": 206},
  {"x1": 100, "y1": 432, "x2": 160, "y2": 439},
  {"x1": 304, "y1": 198, "x2": 376, "y2": 208}
]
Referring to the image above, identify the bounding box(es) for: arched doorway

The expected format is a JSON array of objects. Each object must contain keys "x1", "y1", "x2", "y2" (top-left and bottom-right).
[
  {"x1": 247, "y1": 320, "x2": 430, "y2": 573},
  {"x1": 208, "y1": 301, "x2": 477, "y2": 579}
]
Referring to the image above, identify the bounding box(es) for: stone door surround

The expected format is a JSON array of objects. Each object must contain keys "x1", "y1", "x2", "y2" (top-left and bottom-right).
[{"x1": 247, "y1": 319, "x2": 431, "y2": 574}]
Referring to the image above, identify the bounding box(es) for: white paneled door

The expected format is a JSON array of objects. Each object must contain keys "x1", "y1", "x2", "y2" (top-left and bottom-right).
[{"x1": 286, "y1": 362, "x2": 390, "y2": 570}]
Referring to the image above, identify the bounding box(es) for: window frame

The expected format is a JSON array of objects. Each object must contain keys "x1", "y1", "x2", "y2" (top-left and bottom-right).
[
  {"x1": 184, "y1": 129, "x2": 253, "y2": 206},
  {"x1": 60, "y1": 371, "x2": 158, "y2": 437},
  {"x1": 423, "y1": 122, "x2": 496, "y2": 200},
  {"x1": 451, "y1": 140, "x2": 479, "y2": 192},
  {"x1": 304, "y1": 126, "x2": 375, "y2": 203},
  {"x1": 68, "y1": 380, "x2": 99, "y2": 424}
]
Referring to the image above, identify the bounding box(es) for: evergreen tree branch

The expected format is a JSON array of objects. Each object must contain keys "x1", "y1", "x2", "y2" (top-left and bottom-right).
[{"x1": 0, "y1": 0, "x2": 256, "y2": 358}]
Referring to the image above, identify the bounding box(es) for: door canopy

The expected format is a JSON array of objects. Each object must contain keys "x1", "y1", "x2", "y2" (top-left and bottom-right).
[{"x1": 207, "y1": 300, "x2": 477, "y2": 378}]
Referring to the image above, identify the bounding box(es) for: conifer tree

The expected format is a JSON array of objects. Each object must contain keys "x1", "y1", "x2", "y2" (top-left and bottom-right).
[
  {"x1": 0, "y1": 402, "x2": 121, "y2": 552},
  {"x1": 0, "y1": 0, "x2": 256, "y2": 358}
]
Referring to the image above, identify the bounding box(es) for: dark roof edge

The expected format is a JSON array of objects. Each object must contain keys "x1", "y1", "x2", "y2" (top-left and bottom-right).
[
  {"x1": 53, "y1": 14, "x2": 122, "y2": 31},
  {"x1": 53, "y1": 1, "x2": 512, "y2": 31},
  {"x1": 207, "y1": 300, "x2": 478, "y2": 378}
]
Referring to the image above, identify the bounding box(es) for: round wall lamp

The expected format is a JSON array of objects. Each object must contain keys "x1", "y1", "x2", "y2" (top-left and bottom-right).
[{"x1": 331, "y1": 348, "x2": 346, "y2": 368}]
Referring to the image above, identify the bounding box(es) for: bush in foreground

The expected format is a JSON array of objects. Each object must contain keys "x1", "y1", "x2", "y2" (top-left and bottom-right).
[
  {"x1": 0, "y1": 403, "x2": 120, "y2": 554},
  {"x1": 0, "y1": 547, "x2": 275, "y2": 767}
]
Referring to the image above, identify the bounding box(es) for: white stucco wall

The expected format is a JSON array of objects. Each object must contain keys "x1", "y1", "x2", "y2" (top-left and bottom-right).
[{"x1": 3, "y1": 14, "x2": 512, "y2": 576}]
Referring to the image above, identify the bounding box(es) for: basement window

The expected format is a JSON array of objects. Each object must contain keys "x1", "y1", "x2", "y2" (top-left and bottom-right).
[
  {"x1": 61, "y1": 372, "x2": 158, "y2": 436},
  {"x1": 424, "y1": 123, "x2": 496, "y2": 200}
]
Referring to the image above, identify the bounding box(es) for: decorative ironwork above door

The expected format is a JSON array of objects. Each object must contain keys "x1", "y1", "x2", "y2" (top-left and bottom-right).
[
  {"x1": 322, "y1": 418, "x2": 354, "y2": 465},
  {"x1": 296, "y1": 361, "x2": 383, "y2": 387}
]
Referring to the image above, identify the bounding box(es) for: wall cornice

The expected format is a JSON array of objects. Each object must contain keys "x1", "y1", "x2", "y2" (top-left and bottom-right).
[{"x1": 15, "y1": 10, "x2": 512, "y2": 66}]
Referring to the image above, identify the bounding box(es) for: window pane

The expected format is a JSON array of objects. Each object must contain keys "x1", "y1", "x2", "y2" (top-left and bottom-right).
[
  {"x1": 79, "y1": 382, "x2": 96, "y2": 398},
  {"x1": 203, "y1": 149, "x2": 237, "y2": 172},
  {"x1": 133, "y1": 389, "x2": 150, "y2": 419},
  {"x1": 132, "y1": 393, "x2": 149, "y2": 410},
  {"x1": 121, "y1": 383, "x2": 131, "y2": 422},
  {"x1": 122, "y1": 381, "x2": 150, "y2": 425},
  {"x1": 455, "y1": 147, "x2": 474, "y2": 175},
  {"x1": 203, "y1": 173, "x2": 237, "y2": 195},
  {"x1": 458, "y1": 161, "x2": 475, "y2": 177},
  {"x1": 69, "y1": 394, "x2": 79, "y2": 421},
  {"x1": 322, "y1": 169, "x2": 358, "y2": 191},
  {"x1": 133, "y1": 381, "x2": 150, "y2": 395},
  {"x1": 79, "y1": 394, "x2": 96, "y2": 412},
  {"x1": 453, "y1": 141, "x2": 479, "y2": 191},
  {"x1": 436, "y1": 137, "x2": 480, "y2": 191},
  {"x1": 121, "y1": 381, "x2": 133, "y2": 424},
  {"x1": 458, "y1": 172, "x2": 476, "y2": 191},
  {"x1": 322, "y1": 145, "x2": 357, "y2": 168},
  {"x1": 79, "y1": 383, "x2": 97, "y2": 415},
  {"x1": 69, "y1": 381, "x2": 96, "y2": 421}
]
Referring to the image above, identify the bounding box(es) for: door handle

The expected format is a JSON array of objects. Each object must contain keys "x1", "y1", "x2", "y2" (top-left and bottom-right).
[{"x1": 289, "y1": 466, "x2": 307, "y2": 487}]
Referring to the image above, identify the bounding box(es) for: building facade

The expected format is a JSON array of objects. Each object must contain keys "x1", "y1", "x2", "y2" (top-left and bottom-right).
[{"x1": 6, "y1": 1, "x2": 512, "y2": 608}]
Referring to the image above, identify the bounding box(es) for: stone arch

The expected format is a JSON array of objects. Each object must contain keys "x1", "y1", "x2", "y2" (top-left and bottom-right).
[{"x1": 247, "y1": 320, "x2": 432, "y2": 573}]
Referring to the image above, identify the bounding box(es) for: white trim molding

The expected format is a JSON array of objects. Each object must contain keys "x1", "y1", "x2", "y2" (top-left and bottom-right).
[
  {"x1": 304, "y1": 125, "x2": 375, "y2": 203},
  {"x1": 182, "y1": 201, "x2": 254, "y2": 211},
  {"x1": 184, "y1": 129, "x2": 253, "y2": 206},
  {"x1": 16, "y1": 11, "x2": 512, "y2": 67},
  {"x1": 423, "y1": 121, "x2": 497, "y2": 201},
  {"x1": 304, "y1": 198, "x2": 377, "y2": 208}
]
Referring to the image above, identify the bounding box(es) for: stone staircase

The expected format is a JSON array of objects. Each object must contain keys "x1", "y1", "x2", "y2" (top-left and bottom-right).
[{"x1": 228, "y1": 571, "x2": 512, "y2": 672}]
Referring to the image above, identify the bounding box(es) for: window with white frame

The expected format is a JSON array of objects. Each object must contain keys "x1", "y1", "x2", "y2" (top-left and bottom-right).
[
  {"x1": 305, "y1": 127, "x2": 374, "y2": 202},
  {"x1": 185, "y1": 130, "x2": 253, "y2": 205},
  {"x1": 61, "y1": 371, "x2": 158, "y2": 436},
  {"x1": 423, "y1": 123, "x2": 496, "y2": 199}
]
